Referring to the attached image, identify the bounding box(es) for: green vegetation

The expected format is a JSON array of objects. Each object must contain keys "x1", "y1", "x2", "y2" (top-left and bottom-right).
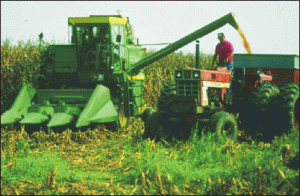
[
  {"x1": 1, "y1": 125, "x2": 299, "y2": 195},
  {"x1": 1, "y1": 39, "x2": 46, "y2": 115},
  {"x1": 1, "y1": 40, "x2": 299, "y2": 195}
]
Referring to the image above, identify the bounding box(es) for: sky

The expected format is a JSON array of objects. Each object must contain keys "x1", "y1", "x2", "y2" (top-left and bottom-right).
[{"x1": 1, "y1": 1, "x2": 299, "y2": 56}]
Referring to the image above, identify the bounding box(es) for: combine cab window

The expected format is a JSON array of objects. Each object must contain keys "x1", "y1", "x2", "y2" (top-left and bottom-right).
[
  {"x1": 68, "y1": 26, "x2": 73, "y2": 43},
  {"x1": 76, "y1": 27, "x2": 84, "y2": 47},
  {"x1": 111, "y1": 25, "x2": 124, "y2": 45},
  {"x1": 111, "y1": 24, "x2": 125, "y2": 70},
  {"x1": 93, "y1": 27, "x2": 99, "y2": 38},
  {"x1": 75, "y1": 25, "x2": 111, "y2": 70}
]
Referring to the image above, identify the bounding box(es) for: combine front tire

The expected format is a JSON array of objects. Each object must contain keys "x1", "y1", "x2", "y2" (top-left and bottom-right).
[{"x1": 209, "y1": 111, "x2": 238, "y2": 141}]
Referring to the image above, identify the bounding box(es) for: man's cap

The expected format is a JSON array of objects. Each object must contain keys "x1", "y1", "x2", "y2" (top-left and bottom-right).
[{"x1": 218, "y1": 33, "x2": 225, "y2": 39}]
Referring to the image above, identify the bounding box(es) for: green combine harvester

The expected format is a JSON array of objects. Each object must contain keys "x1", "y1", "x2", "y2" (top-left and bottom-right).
[{"x1": 1, "y1": 13, "x2": 241, "y2": 131}]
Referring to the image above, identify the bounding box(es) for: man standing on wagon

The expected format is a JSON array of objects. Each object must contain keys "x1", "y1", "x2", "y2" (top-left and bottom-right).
[{"x1": 211, "y1": 32, "x2": 234, "y2": 94}]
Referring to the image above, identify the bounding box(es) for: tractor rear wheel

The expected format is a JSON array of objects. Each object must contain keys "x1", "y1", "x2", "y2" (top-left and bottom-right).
[
  {"x1": 144, "y1": 111, "x2": 170, "y2": 141},
  {"x1": 277, "y1": 83, "x2": 299, "y2": 131},
  {"x1": 142, "y1": 107, "x2": 156, "y2": 138},
  {"x1": 209, "y1": 111, "x2": 238, "y2": 141},
  {"x1": 241, "y1": 82, "x2": 280, "y2": 142},
  {"x1": 147, "y1": 81, "x2": 175, "y2": 141},
  {"x1": 249, "y1": 82, "x2": 280, "y2": 112},
  {"x1": 142, "y1": 107, "x2": 155, "y2": 123},
  {"x1": 157, "y1": 82, "x2": 176, "y2": 111}
]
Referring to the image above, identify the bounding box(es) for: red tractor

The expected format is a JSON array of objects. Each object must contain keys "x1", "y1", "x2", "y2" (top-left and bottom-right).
[{"x1": 143, "y1": 53, "x2": 299, "y2": 143}]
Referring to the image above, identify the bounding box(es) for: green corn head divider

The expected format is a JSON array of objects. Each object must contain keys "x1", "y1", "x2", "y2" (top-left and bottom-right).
[
  {"x1": 75, "y1": 85, "x2": 117, "y2": 127},
  {"x1": 1, "y1": 84, "x2": 116, "y2": 128},
  {"x1": 1, "y1": 13, "x2": 240, "y2": 129},
  {"x1": 1, "y1": 85, "x2": 37, "y2": 125}
]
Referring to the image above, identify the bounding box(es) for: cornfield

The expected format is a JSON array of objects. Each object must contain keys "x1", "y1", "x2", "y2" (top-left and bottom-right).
[
  {"x1": 1, "y1": 39, "x2": 48, "y2": 115},
  {"x1": 1, "y1": 39, "x2": 299, "y2": 195}
]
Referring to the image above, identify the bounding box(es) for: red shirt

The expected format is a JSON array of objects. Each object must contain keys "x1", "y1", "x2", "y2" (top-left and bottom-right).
[{"x1": 215, "y1": 40, "x2": 234, "y2": 62}]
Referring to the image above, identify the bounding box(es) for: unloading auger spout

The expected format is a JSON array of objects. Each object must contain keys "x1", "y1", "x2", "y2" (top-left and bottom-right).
[{"x1": 129, "y1": 12, "x2": 239, "y2": 75}]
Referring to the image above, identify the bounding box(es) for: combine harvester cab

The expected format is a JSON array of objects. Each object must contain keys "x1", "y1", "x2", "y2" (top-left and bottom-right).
[{"x1": 1, "y1": 14, "x2": 146, "y2": 131}]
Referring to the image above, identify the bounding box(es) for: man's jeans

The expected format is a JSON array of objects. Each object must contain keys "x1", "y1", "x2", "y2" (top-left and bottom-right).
[{"x1": 217, "y1": 61, "x2": 233, "y2": 94}]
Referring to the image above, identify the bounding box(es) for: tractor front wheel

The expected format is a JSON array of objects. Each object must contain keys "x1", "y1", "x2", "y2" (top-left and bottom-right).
[{"x1": 209, "y1": 111, "x2": 238, "y2": 141}]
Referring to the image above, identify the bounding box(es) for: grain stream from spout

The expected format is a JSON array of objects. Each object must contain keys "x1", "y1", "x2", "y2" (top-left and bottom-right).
[{"x1": 237, "y1": 25, "x2": 252, "y2": 54}]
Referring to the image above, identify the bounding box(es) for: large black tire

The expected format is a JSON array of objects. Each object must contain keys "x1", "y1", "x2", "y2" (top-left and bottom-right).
[
  {"x1": 142, "y1": 107, "x2": 156, "y2": 138},
  {"x1": 156, "y1": 82, "x2": 194, "y2": 141},
  {"x1": 144, "y1": 111, "x2": 170, "y2": 141},
  {"x1": 248, "y1": 82, "x2": 280, "y2": 112},
  {"x1": 240, "y1": 82, "x2": 280, "y2": 142},
  {"x1": 157, "y1": 82, "x2": 176, "y2": 111},
  {"x1": 276, "y1": 83, "x2": 299, "y2": 132},
  {"x1": 209, "y1": 111, "x2": 238, "y2": 141},
  {"x1": 142, "y1": 107, "x2": 155, "y2": 123}
]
